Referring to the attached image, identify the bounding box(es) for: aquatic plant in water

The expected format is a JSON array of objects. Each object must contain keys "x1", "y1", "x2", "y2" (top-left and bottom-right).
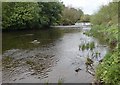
[
  {"x1": 81, "y1": 44, "x2": 86, "y2": 51},
  {"x1": 58, "y1": 78, "x2": 64, "y2": 84},
  {"x1": 91, "y1": 51, "x2": 101, "y2": 61},
  {"x1": 79, "y1": 42, "x2": 95, "y2": 51},
  {"x1": 86, "y1": 43, "x2": 89, "y2": 50},
  {"x1": 85, "y1": 57, "x2": 94, "y2": 66},
  {"x1": 89, "y1": 42, "x2": 95, "y2": 50}
]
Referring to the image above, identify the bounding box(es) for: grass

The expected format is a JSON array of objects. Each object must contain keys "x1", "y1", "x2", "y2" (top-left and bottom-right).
[
  {"x1": 84, "y1": 25, "x2": 118, "y2": 49},
  {"x1": 87, "y1": 25, "x2": 119, "y2": 84},
  {"x1": 96, "y1": 49, "x2": 120, "y2": 84}
]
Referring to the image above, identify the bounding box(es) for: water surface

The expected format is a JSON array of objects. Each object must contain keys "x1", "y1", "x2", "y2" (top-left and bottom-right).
[{"x1": 2, "y1": 27, "x2": 109, "y2": 83}]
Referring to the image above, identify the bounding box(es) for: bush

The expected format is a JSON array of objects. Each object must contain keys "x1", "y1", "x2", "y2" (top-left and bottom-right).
[{"x1": 60, "y1": 7, "x2": 83, "y2": 25}]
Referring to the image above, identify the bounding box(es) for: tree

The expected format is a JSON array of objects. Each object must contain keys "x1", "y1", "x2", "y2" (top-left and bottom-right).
[
  {"x1": 2, "y1": 2, "x2": 40, "y2": 29},
  {"x1": 80, "y1": 14, "x2": 91, "y2": 22},
  {"x1": 37, "y1": 2, "x2": 64, "y2": 26},
  {"x1": 60, "y1": 7, "x2": 83, "y2": 25},
  {"x1": 91, "y1": 2, "x2": 118, "y2": 26},
  {"x1": 2, "y1": 2, "x2": 64, "y2": 29}
]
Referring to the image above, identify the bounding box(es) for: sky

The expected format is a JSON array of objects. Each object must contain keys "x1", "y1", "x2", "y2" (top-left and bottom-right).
[{"x1": 61, "y1": 0, "x2": 112, "y2": 15}]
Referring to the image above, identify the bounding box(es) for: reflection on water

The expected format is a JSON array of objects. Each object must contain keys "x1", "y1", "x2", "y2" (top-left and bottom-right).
[
  {"x1": 2, "y1": 28, "x2": 64, "y2": 52},
  {"x1": 2, "y1": 27, "x2": 109, "y2": 83}
]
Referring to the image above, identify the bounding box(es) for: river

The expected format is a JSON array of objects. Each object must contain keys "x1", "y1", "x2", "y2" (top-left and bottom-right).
[{"x1": 2, "y1": 26, "x2": 109, "y2": 83}]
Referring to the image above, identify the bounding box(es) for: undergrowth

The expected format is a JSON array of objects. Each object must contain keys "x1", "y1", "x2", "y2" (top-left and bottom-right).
[{"x1": 86, "y1": 25, "x2": 119, "y2": 85}]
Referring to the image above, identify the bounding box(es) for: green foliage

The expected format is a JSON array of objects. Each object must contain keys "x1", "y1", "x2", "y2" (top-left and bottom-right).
[
  {"x1": 91, "y1": 2, "x2": 118, "y2": 26},
  {"x1": 60, "y1": 7, "x2": 83, "y2": 25},
  {"x1": 90, "y1": 2, "x2": 119, "y2": 84},
  {"x1": 90, "y1": 23, "x2": 119, "y2": 85},
  {"x1": 94, "y1": 25, "x2": 119, "y2": 84},
  {"x1": 2, "y1": 2, "x2": 40, "y2": 29},
  {"x1": 80, "y1": 14, "x2": 91, "y2": 22},
  {"x1": 2, "y1": 2, "x2": 63, "y2": 29},
  {"x1": 96, "y1": 50, "x2": 120, "y2": 84},
  {"x1": 37, "y1": 2, "x2": 64, "y2": 26},
  {"x1": 89, "y1": 25, "x2": 118, "y2": 48}
]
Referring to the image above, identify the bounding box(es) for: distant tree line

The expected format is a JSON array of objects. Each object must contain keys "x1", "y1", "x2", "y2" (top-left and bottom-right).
[
  {"x1": 59, "y1": 6, "x2": 91, "y2": 25},
  {"x1": 2, "y1": 2, "x2": 91, "y2": 30},
  {"x1": 91, "y1": 2, "x2": 118, "y2": 26},
  {"x1": 59, "y1": 6, "x2": 84, "y2": 25},
  {"x1": 80, "y1": 14, "x2": 91, "y2": 23}
]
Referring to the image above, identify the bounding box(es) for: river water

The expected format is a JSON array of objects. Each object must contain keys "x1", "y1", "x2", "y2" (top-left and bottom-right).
[{"x1": 2, "y1": 26, "x2": 109, "y2": 83}]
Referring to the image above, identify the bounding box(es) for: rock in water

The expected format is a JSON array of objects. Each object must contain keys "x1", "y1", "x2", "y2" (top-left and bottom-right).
[
  {"x1": 30, "y1": 40, "x2": 40, "y2": 44},
  {"x1": 75, "y1": 68, "x2": 82, "y2": 72}
]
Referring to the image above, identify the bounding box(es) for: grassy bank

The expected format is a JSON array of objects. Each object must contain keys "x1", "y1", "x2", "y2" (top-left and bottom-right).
[
  {"x1": 88, "y1": 25, "x2": 118, "y2": 49},
  {"x1": 85, "y1": 24, "x2": 119, "y2": 84},
  {"x1": 86, "y1": 2, "x2": 119, "y2": 84}
]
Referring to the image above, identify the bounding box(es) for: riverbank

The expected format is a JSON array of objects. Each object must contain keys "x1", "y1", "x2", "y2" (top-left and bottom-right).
[{"x1": 85, "y1": 25, "x2": 119, "y2": 84}]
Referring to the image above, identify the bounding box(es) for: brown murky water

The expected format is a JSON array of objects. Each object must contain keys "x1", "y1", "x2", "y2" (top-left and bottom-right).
[{"x1": 2, "y1": 26, "x2": 109, "y2": 83}]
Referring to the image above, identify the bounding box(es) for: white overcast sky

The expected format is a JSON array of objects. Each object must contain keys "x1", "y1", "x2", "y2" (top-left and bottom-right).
[{"x1": 60, "y1": 0, "x2": 112, "y2": 15}]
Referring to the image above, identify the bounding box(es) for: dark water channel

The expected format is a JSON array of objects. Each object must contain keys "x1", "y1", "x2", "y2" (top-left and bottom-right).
[{"x1": 2, "y1": 27, "x2": 109, "y2": 83}]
